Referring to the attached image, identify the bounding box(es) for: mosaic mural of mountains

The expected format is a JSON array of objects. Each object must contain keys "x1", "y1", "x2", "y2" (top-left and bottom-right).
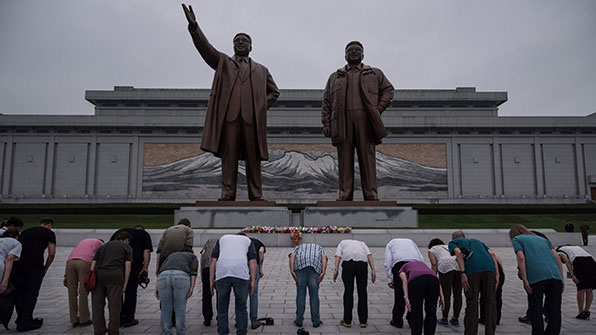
[{"x1": 142, "y1": 150, "x2": 447, "y2": 199}]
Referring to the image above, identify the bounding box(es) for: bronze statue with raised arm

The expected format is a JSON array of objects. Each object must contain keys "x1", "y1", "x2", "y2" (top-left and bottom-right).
[
  {"x1": 182, "y1": 4, "x2": 280, "y2": 201},
  {"x1": 322, "y1": 41, "x2": 394, "y2": 201}
]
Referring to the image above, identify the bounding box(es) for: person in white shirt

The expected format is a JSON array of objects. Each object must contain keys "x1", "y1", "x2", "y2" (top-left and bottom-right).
[
  {"x1": 384, "y1": 238, "x2": 423, "y2": 328},
  {"x1": 428, "y1": 238, "x2": 462, "y2": 327},
  {"x1": 557, "y1": 245, "x2": 596, "y2": 320},
  {"x1": 333, "y1": 239, "x2": 376, "y2": 328},
  {"x1": 209, "y1": 233, "x2": 257, "y2": 335},
  {"x1": 0, "y1": 229, "x2": 22, "y2": 295}
]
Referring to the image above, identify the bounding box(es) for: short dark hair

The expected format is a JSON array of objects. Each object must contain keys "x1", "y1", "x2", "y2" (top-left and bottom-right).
[
  {"x1": 7, "y1": 217, "x2": 24, "y2": 229},
  {"x1": 345, "y1": 41, "x2": 363, "y2": 51},
  {"x1": 40, "y1": 217, "x2": 54, "y2": 226},
  {"x1": 133, "y1": 224, "x2": 145, "y2": 230},
  {"x1": 234, "y1": 32, "x2": 252, "y2": 43},
  {"x1": 428, "y1": 238, "x2": 444, "y2": 249},
  {"x1": 178, "y1": 218, "x2": 191, "y2": 227},
  {"x1": 114, "y1": 231, "x2": 131, "y2": 241},
  {"x1": 1, "y1": 229, "x2": 19, "y2": 238}
]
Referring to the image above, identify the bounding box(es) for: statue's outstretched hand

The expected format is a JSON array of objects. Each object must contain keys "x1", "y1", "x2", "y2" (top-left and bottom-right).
[{"x1": 182, "y1": 4, "x2": 197, "y2": 28}]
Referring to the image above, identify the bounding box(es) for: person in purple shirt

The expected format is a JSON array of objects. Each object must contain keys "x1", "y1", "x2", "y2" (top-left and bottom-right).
[{"x1": 399, "y1": 261, "x2": 444, "y2": 335}]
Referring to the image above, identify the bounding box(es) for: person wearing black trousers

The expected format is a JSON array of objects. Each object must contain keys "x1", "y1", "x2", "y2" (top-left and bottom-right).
[
  {"x1": 199, "y1": 238, "x2": 218, "y2": 326},
  {"x1": 399, "y1": 260, "x2": 445, "y2": 335},
  {"x1": 479, "y1": 252, "x2": 505, "y2": 325}
]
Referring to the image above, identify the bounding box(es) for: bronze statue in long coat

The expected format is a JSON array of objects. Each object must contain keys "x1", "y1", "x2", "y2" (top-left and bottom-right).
[
  {"x1": 183, "y1": 4, "x2": 279, "y2": 201},
  {"x1": 322, "y1": 41, "x2": 393, "y2": 201}
]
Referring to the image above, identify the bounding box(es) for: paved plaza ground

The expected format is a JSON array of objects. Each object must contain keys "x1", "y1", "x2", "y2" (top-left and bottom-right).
[{"x1": 3, "y1": 240, "x2": 596, "y2": 334}]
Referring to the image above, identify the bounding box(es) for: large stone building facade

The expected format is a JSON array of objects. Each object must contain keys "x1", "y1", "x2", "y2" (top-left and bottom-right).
[{"x1": 1, "y1": 86, "x2": 595, "y2": 203}]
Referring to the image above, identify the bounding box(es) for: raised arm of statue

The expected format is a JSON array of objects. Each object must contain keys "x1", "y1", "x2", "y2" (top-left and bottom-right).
[{"x1": 182, "y1": 3, "x2": 221, "y2": 70}]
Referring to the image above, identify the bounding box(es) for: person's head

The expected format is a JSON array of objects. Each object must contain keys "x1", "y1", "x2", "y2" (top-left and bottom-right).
[
  {"x1": 5, "y1": 217, "x2": 24, "y2": 230},
  {"x1": 509, "y1": 224, "x2": 534, "y2": 240},
  {"x1": 345, "y1": 41, "x2": 364, "y2": 65},
  {"x1": 233, "y1": 33, "x2": 252, "y2": 57},
  {"x1": 566, "y1": 219, "x2": 571, "y2": 224},
  {"x1": 133, "y1": 224, "x2": 145, "y2": 231},
  {"x1": 451, "y1": 231, "x2": 465, "y2": 240},
  {"x1": 428, "y1": 238, "x2": 444, "y2": 249},
  {"x1": 114, "y1": 231, "x2": 131, "y2": 243},
  {"x1": 39, "y1": 217, "x2": 54, "y2": 229},
  {"x1": 582, "y1": 219, "x2": 587, "y2": 224},
  {"x1": 177, "y1": 218, "x2": 191, "y2": 227},
  {"x1": 1, "y1": 229, "x2": 19, "y2": 238},
  {"x1": 1, "y1": 218, "x2": 8, "y2": 228}
]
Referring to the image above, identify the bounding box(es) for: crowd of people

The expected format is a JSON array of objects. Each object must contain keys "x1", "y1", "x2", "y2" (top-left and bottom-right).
[{"x1": 0, "y1": 216, "x2": 595, "y2": 335}]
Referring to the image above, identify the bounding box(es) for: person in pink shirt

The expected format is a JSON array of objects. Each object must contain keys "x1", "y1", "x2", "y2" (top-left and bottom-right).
[
  {"x1": 63, "y1": 238, "x2": 104, "y2": 328},
  {"x1": 399, "y1": 261, "x2": 444, "y2": 335}
]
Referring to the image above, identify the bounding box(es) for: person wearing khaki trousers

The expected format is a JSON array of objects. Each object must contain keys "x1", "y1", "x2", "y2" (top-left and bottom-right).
[{"x1": 64, "y1": 238, "x2": 104, "y2": 328}]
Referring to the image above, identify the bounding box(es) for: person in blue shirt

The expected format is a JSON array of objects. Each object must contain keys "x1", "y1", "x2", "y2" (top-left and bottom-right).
[
  {"x1": 449, "y1": 231, "x2": 499, "y2": 335},
  {"x1": 509, "y1": 224, "x2": 564, "y2": 335}
]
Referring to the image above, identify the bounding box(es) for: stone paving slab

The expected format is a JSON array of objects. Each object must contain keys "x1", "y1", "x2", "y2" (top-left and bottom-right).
[{"x1": 3, "y1": 238, "x2": 596, "y2": 334}]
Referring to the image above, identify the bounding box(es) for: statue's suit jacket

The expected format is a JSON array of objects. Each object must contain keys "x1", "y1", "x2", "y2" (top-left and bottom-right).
[{"x1": 188, "y1": 26, "x2": 279, "y2": 160}]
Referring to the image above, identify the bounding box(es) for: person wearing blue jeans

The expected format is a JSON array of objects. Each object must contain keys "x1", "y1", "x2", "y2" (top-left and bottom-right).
[
  {"x1": 209, "y1": 234, "x2": 257, "y2": 335},
  {"x1": 289, "y1": 243, "x2": 327, "y2": 328},
  {"x1": 155, "y1": 251, "x2": 198, "y2": 335},
  {"x1": 216, "y1": 276, "x2": 250, "y2": 334}
]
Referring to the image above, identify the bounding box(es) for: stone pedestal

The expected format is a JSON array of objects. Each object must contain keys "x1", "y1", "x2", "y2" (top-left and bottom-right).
[
  {"x1": 175, "y1": 206, "x2": 293, "y2": 228},
  {"x1": 303, "y1": 206, "x2": 418, "y2": 228}
]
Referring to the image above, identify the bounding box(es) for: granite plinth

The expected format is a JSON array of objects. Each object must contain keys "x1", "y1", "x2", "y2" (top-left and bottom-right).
[
  {"x1": 195, "y1": 200, "x2": 276, "y2": 207},
  {"x1": 176, "y1": 206, "x2": 292, "y2": 228},
  {"x1": 316, "y1": 200, "x2": 398, "y2": 206},
  {"x1": 304, "y1": 206, "x2": 418, "y2": 228}
]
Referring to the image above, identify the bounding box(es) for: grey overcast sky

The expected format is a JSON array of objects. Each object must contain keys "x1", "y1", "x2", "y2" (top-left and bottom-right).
[{"x1": 1, "y1": 0, "x2": 595, "y2": 116}]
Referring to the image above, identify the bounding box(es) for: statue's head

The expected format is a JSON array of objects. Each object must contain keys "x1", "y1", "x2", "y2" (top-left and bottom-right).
[
  {"x1": 233, "y1": 33, "x2": 252, "y2": 57},
  {"x1": 345, "y1": 41, "x2": 364, "y2": 65}
]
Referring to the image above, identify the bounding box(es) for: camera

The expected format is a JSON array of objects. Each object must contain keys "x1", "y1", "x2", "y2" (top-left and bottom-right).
[
  {"x1": 297, "y1": 328, "x2": 309, "y2": 335},
  {"x1": 138, "y1": 270, "x2": 150, "y2": 289}
]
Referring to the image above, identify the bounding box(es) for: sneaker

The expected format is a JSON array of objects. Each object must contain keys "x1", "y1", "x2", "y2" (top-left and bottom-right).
[
  {"x1": 72, "y1": 322, "x2": 80, "y2": 328},
  {"x1": 16, "y1": 322, "x2": 42, "y2": 332},
  {"x1": 294, "y1": 320, "x2": 303, "y2": 327},
  {"x1": 339, "y1": 320, "x2": 352, "y2": 327},
  {"x1": 203, "y1": 320, "x2": 211, "y2": 327},
  {"x1": 313, "y1": 321, "x2": 323, "y2": 328},
  {"x1": 359, "y1": 323, "x2": 368, "y2": 328},
  {"x1": 518, "y1": 315, "x2": 530, "y2": 324},
  {"x1": 449, "y1": 319, "x2": 460, "y2": 327},
  {"x1": 478, "y1": 318, "x2": 485, "y2": 325},
  {"x1": 250, "y1": 321, "x2": 263, "y2": 329},
  {"x1": 437, "y1": 319, "x2": 449, "y2": 326}
]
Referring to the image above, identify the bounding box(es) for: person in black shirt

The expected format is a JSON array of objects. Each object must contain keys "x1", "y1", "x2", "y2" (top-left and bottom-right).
[
  {"x1": 11, "y1": 217, "x2": 56, "y2": 332},
  {"x1": 564, "y1": 219, "x2": 575, "y2": 232},
  {"x1": 249, "y1": 237, "x2": 266, "y2": 329},
  {"x1": 109, "y1": 225, "x2": 153, "y2": 327}
]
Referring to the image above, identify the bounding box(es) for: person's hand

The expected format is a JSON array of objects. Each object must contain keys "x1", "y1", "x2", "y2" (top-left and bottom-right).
[
  {"x1": 439, "y1": 296, "x2": 445, "y2": 311},
  {"x1": 122, "y1": 283, "x2": 127, "y2": 293},
  {"x1": 63, "y1": 276, "x2": 68, "y2": 288},
  {"x1": 572, "y1": 275, "x2": 579, "y2": 285},
  {"x1": 291, "y1": 271, "x2": 298, "y2": 283},
  {"x1": 322, "y1": 126, "x2": 330, "y2": 137},
  {"x1": 0, "y1": 282, "x2": 7, "y2": 294},
  {"x1": 461, "y1": 273, "x2": 470, "y2": 292},
  {"x1": 316, "y1": 273, "x2": 324, "y2": 285},
  {"x1": 388, "y1": 283, "x2": 394, "y2": 289},
  {"x1": 181, "y1": 4, "x2": 197, "y2": 28},
  {"x1": 371, "y1": 271, "x2": 376, "y2": 283},
  {"x1": 333, "y1": 270, "x2": 338, "y2": 282},
  {"x1": 154, "y1": 285, "x2": 159, "y2": 300},
  {"x1": 186, "y1": 288, "x2": 193, "y2": 299},
  {"x1": 250, "y1": 280, "x2": 255, "y2": 296},
  {"x1": 259, "y1": 269, "x2": 264, "y2": 279},
  {"x1": 523, "y1": 280, "x2": 532, "y2": 295},
  {"x1": 405, "y1": 297, "x2": 412, "y2": 312},
  {"x1": 210, "y1": 281, "x2": 215, "y2": 296}
]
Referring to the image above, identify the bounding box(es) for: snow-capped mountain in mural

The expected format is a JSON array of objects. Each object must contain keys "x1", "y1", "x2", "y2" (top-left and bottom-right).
[{"x1": 142, "y1": 149, "x2": 447, "y2": 199}]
